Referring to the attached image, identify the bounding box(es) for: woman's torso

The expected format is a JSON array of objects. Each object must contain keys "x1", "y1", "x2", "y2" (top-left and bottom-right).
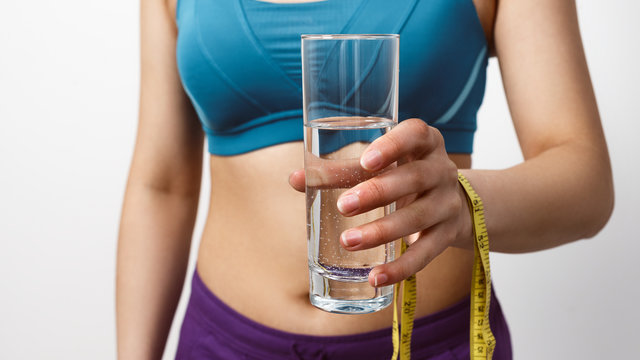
[
  {"x1": 171, "y1": 0, "x2": 496, "y2": 335},
  {"x1": 199, "y1": 148, "x2": 473, "y2": 335}
]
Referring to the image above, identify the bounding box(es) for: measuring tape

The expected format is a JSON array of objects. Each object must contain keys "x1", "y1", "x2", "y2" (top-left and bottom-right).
[
  {"x1": 391, "y1": 239, "x2": 416, "y2": 360},
  {"x1": 390, "y1": 173, "x2": 495, "y2": 360},
  {"x1": 458, "y1": 172, "x2": 496, "y2": 359}
]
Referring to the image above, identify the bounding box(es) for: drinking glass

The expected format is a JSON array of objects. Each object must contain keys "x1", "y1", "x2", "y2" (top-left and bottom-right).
[{"x1": 302, "y1": 34, "x2": 399, "y2": 314}]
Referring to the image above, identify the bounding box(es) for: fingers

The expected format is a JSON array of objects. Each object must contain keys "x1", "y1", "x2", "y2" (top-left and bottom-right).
[
  {"x1": 289, "y1": 155, "x2": 367, "y2": 192},
  {"x1": 336, "y1": 158, "x2": 456, "y2": 216},
  {"x1": 293, "y1": 119, "x2": 459, "y2": 288},
  {"x1": 305, "y1": 158, "x2": 379, "y2": 189},
  {"x1": 289, "y1": 162, "x2": 379, "y2": 192},
  {"x1": 339, "y1": 187, "x2": 461, "y2": 251},
  {"x1": 293, "y1": 120, "x2": 439, "y2": 192},
  {"x1": 367, "y1": 226, "x2": 450, "y2": 287},
  {"x1": 360, "y1": 118, "x2": 443, "y2": 171},
  {"x1": 294, "y1": 120, "x2": 442, "y2": 191}
]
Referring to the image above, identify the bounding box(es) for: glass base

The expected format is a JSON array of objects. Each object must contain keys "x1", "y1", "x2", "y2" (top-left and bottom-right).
[
  {"x1": 309, "y1": 267, "x2": 393, "y2": 314},
  {"x1": 310, "y1": 293, "x2": 393, "y2": 314}
]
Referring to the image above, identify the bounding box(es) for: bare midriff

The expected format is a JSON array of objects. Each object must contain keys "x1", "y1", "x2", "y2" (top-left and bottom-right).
[{"x1": 196, "y1": 142, "x2": 474, "y2": 336}]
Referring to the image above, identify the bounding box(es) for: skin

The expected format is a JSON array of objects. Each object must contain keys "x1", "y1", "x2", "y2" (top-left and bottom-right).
[{"x1": 116, "y1": 0, "x2": 614, "y2": 358}]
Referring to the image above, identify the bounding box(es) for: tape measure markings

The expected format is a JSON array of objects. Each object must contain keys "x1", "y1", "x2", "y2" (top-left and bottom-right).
[
  {"x1": 459, "y1": 173, "x2": 495, "y2": 360},
  {"x1": 391, "y1": 240, "x2": 417, "y2": 360}
]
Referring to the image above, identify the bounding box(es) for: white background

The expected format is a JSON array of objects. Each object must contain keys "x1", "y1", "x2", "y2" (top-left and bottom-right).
[{"x1": 1, "y1": 1, "x2": 638, "y2": 359}]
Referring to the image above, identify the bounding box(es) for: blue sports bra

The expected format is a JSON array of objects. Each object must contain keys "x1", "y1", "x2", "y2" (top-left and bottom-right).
[{"x1": 176, "y1": 0, "x2": 488, "y2": 155}]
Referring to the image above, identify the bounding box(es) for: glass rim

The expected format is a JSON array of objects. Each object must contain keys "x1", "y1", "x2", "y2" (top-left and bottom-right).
[{"x1": 301, "y1": 34, "x2": 399, "y2": 40}]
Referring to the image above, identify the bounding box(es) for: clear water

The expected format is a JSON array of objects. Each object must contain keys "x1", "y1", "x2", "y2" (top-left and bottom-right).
[{"x1": 304, "y1": 117, "x2": 396, "y2": 314}]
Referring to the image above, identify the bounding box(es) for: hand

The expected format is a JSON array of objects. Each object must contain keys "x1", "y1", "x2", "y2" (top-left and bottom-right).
[{"x1": 289, "y1": 118, "x2": 473, "y2": 287}]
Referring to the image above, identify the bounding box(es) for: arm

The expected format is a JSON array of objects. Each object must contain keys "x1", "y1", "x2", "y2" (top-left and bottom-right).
[
  {"x1": 116, "y1": 0, "x2": 204, "y2": 358},
  {"x1": 291, "y1": 0, "x2": 613, "y2": 285},
  {"x1": 461, "y1": 0, "x2": 614, "y2": 252}
]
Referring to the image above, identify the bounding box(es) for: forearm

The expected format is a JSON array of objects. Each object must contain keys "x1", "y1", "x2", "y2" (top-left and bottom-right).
[
  {"x1": 461, "y1": 142, "x2": 613, "y2": 253},
  {"x1": 116, "y1": 184, "x2": 200, "y2": 359}
]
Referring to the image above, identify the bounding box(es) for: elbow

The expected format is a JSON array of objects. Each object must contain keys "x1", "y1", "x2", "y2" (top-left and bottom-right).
[
  {"x1": 580, "y1": 173, "x2": 615, "y2": 239},
  {"x1": 581, "y1": 196, "x2": 613, "y2": 239}
]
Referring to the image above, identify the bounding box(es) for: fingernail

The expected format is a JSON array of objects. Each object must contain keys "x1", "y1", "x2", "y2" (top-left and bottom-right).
[
  {"x1": 361, "y1": 150, "x2": 382, "y2": 170},
  {"x1": 374, "y1": 273, "x2": 388, "y2": 287},
  {"x1": 341, "y1": 230, "x2": 362, "y2": 247},
  {"x1": 337, "y1": 193, "x2": 359, "y2": 214}
]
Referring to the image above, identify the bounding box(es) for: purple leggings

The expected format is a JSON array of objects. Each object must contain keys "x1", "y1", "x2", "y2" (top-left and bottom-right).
[{"x1": 176, "y1": 270, "x2": 512, "y2": 359}]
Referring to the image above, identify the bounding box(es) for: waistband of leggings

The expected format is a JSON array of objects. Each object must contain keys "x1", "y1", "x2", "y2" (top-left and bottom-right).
[{"x1": 186, "y1": 267, "x2": 478, "y2": 354}]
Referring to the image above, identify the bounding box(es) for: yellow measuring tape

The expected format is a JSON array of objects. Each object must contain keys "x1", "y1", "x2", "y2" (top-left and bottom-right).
[
  {"x1": 391, "y1": 239, "x2": 416, "y2": 360},
  {"x1": 459, "y1": 172, "x2": 496, "y2": 359},
  {"x1": 390, "y1": 173, "x2": 495, "y2": 360}
]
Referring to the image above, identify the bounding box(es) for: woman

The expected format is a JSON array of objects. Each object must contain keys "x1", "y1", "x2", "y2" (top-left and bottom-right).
[{"x1": 116, "y1": 0, "x2": 614, "y2": 358}]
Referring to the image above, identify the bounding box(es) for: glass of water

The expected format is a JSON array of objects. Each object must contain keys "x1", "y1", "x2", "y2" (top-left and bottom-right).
[{"x1": 301, "y1": 34, "x2": 399, "y2": 314}]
